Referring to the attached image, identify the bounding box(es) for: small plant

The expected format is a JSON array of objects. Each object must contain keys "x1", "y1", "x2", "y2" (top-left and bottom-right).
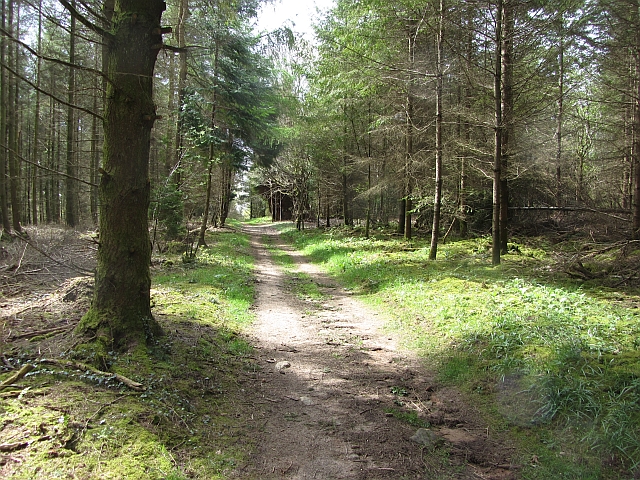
[{"x1": 384, "y1": 407, "x2": 430, "y2": 428}]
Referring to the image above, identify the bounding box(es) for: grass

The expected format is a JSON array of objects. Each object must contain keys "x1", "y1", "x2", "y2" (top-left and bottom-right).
[
  {"x1": 262, "y1": 232, "x2": 327, "y2": 304},
  {"x1": 0, "y1": 227, "x2": 258, "y2": 479},
  {"x1": 279, "y1": 224, "x2": 640, "y2": 479}
]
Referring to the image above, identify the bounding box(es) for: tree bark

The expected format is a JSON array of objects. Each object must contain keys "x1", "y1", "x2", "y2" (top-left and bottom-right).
[
  {"x1": 7, "y1": 0, "x2": 22, "y2": 233},
  {"x1": 172, "y1": 0, "x2": 188, "y2": 185},
  {"x1": 492, "y1": 0, "x2": 503, "y2": 266},
  {"x1": 0, "y1": 0, "x2": 11, "y2": 235},
  {"x1": 77, "y1": 0, "x2": 166, "y2": 350},
  {"x1": 430, "y1": 0, "x2": 445, "y2": 260},
  {"x1": 499, "y1": 0, "x2": 513, "y2": 255},
  {"x1": 65, "y1": 0, "x2": 79, "y2": 227},
  {"x1": 31, "y1": 0, "x2": 42, "y2": 226},
  {"x1": 555, "y1": 13, "x2": 564, "y2": 208},
  {"x1": 404, "y1": 22, "x2": 416, "y2": 241},
  {"x1": 198, "y1": 160, "x2": 214, "y2": 247},
  {"x1": 197, "y1": 41, "x2": 219, "y2": 247},
  {"x1": 633, "y1": 15, "x2": 640, "y2": 238}
]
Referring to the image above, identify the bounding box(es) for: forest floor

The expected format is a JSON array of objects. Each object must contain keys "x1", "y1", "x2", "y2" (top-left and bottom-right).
[
  {"x1": 232, "y1": 223, "x2": 517, "y2": 479},
  {"x1": 0, "y1": 223, "x2": 522, "y2": 479}
]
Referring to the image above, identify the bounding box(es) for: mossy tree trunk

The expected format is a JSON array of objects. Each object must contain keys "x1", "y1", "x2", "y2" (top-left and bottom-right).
[{"x1": 77, "y1": 0, "x2": 165, "y2": 350}]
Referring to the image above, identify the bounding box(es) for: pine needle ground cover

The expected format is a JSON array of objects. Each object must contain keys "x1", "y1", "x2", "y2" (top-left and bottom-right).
[
  {"x1": 280, "y1": 225, "x2": 640, "y2": 479},
  {"x1": 0, "y1": 227, "x2": 256, "y2": 479}
]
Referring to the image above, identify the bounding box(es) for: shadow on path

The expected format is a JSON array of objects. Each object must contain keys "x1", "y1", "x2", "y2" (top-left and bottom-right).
[{"x1": 232, "y1": 224, "x2": 516, "y2": 480}]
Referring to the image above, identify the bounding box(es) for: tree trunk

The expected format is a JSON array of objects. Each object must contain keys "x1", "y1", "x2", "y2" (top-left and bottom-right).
[
  {"x1": 499, "y1": 0, "x2": 513, "y2": 255},
  {"x1": 31, "y1": 0, "x2": 43, "y2": 226},
  {"x1": 172, "y1": 0, "x2": 189, "y2": 185},
  {"x1": 0, "y1": 0, "x2": 10, "y2": 235},
  {"x1": 397, "y1": 198, "x2": 406, "y2": 234},
  {"x1": 65, "y1": 1, "x2": 78, "y2": 227},
  {"x1": 325, "y1": 190, "x2": 330, "y2": 227},
  {"x1": 365, "y1": 103, "x2": 372, "y2": 239},
  {"x1": 198, "y1": 161, "x2": 214, "y2": 247},
  {"x1": 556, "y1": 13, "x2": 564, "y2": 208},
  {"x1": 492, "y1": 0, "x2": 503, "y2": 266},
  {"x1": 404, "y1": 22, "x2": 416, "y2": 241},
  {"x1": 633, "y1": 19, "x2": 640, "y2": 238},
  {"x1": 77, "y1": 0, "x2": 166, "y2": 351},
  {"x1": 7, "y1": 0, "x2": 22, "y2": 233},
  {"x1": 197, "y1": 41, "x2": 219, "y2": 246},
  {"x1": 90, "y1": 75, "x2": 99, "y2": 224},
  {"x1": 430, "y1": 0, "x2": 445, "y2": 260}
]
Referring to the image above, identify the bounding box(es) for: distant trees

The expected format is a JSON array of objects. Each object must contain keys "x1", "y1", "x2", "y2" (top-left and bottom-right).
[
  {"x1": 0, "y1": 0, "x2": 281, "y2": 350},
  {"x1": 6, "y1": 0, "x2": 640, "y2": 344},
  {"x1": 263, "y1": 0, "x2": 637, "y2": 261}
]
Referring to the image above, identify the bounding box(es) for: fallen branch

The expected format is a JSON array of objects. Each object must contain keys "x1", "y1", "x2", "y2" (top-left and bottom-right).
[
  {"x1": 0, "y1": 363, "x2": 34, "y2": 391},
  {"x1": 14, "y1": 236, "x2": 93, "y2": 276},
  {"x1": 40, "y1": 359, "x2": 145, "y2": 391},
  {"x1": 8, "y1": 326, "x2": 72, "y2": 341},
  {"x1": 0, "y1": 436, "x2": 51, "y2": 453},
  {"x1": 0, "y1": 441, "x2": 29, "y2": 452}
]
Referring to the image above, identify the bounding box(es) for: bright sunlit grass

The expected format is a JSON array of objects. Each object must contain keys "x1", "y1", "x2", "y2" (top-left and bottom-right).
[
  {"x1": 281, "y1": 225, "x2": 640, "y2": 478},
  {"x1": 153, "y1": 228, "x2": 255, "y2": 330}
]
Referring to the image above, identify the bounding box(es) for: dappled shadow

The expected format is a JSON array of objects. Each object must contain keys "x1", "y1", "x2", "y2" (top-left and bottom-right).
[{"x1": 232, "y1": 223, "x2": 517, "y2": 479}]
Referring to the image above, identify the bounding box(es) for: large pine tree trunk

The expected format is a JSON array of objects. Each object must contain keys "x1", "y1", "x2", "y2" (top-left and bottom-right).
[
  {"x1": 31, "y1": 0, "x2": 42, "y2": 226},
  {"x1": 555, "y1": 14, "x2": 564, "y2": 208},
  {"x1": 77, "y1": 0, "x2": 166, "y2": 350},
  {"x1": 7, "y1": 0, "x2": 22, "y2": 234},
  {"x1": 172, "y1": 0, "x2": 188, "y2": 185},
  {"x1": 634, "y1": 51, "x2": 640, "y2": 238},
  {"x1": 499, "y1": 0, "x2": 513, "y2": 254},
  {"x1": 404, "y1": 22, "x2": 416, "y2": 241}
]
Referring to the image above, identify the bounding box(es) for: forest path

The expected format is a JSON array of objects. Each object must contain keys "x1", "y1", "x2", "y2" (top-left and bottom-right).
[{"x1": 231, "y1": 224, "x2": 517, "y2": 480}]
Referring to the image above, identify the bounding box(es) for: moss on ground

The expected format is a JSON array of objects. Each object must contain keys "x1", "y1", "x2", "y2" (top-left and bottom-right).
[{"x1": 0, "y1": 227, "x2": 257, "y2": 479}]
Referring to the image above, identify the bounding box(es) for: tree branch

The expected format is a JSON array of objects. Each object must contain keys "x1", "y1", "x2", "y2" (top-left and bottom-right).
[
  {"x1": 0, "y1": 26, "x2": 107, "y2": 80},
  {"x1": 57, "y1": 0, "x2": 113, "y2": 40},
  {"x1": 0, "y1": 364, "x2": 34, "y2": 391},
  {"x1": 14, "y1": 236, "x2": 94, "y2": 276},
  {"x1": 0, "y1": 62, "x2": 102, "y2": 120},
  {"x1": 0, "y1": 143, "x2": 99, "y2": 188},
  {"x1": 40, "y1": 359, "x2": 145, "y2": 391}
]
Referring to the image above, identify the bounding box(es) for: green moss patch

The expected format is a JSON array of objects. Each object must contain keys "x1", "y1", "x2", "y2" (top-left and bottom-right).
[{"x1": 0, "y1": 227, "x2": 258, "y2": 479}]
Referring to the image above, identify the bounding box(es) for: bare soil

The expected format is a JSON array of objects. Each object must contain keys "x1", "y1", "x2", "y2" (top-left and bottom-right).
[{"x1": 232, "y1": 224, "x2": 519, "y2": 479}]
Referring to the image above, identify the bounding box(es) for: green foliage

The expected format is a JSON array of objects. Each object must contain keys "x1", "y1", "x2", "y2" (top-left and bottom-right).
[
  {"x1": 152, "y1": 183, "x2": 185, "y2": 241},
  {"x1": 384, "y1": 407, "x2": 430, "y2": 428},
  {"x1": 154, "y1": 230, "x2": 255, "y2": 330}
]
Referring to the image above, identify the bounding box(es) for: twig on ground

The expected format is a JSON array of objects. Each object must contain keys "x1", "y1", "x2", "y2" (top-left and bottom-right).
[
  {"x1": 0, "y1": 363, "x2": 34, "y2": 391},
  {"x1": 12, "y1": 243, "x2": 28, "y2": 276},
  {"x1": 14, "y1": 236, "x2": 93, "y2": 276},
  {"x1": 40, "y1": 359, "x2": 145, "y2": 391},
  {"x1": 8, "y1": 326, "x2": 72, "y2": 341}
]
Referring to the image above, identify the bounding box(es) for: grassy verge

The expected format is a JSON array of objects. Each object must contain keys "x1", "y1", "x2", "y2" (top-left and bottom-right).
[
  {"x1": 278, "y1": 224, "x2": 640, "y2": 479},
  {"x1": 1, "y1": 227, "x2": 257, "y2": 479},
  {"x1": 261, "y1": 232, "x2": 326, "y2": 305}
]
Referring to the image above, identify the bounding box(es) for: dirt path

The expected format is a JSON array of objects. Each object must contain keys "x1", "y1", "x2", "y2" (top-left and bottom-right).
[{"x1": 233, "y1": 224, "x2": 517, "y2": 480}]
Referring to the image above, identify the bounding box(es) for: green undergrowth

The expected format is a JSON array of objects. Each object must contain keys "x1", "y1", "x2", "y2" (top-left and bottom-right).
[
  {"x1": 279, "y1": 224, "x2": 640, "y2": 479},
  {"x1": 262, "y1": 233, "x2": 325, "y2": 304},
  {"x1": 0, "y1": 227, "x2": 258, "y2": 479}
]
